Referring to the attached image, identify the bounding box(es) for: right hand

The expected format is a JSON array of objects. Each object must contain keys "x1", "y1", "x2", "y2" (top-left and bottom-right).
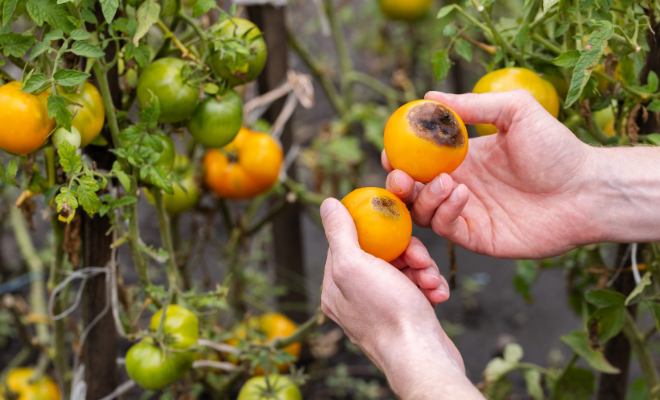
[{"x1": 384, "y1": 90, "x2": 601, "y2": 259}]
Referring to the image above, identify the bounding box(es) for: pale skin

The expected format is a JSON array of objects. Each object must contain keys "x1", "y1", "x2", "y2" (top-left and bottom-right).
[{"x1": 320, "y1": 90, "x2": 660, "y2": 399}]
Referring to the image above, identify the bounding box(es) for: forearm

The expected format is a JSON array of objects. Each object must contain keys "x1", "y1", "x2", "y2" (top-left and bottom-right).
[
  {"x1": 589, "y1": 146, "x2": 660, "y2": 243},
  {"x1": 374, "y1": 326, "x2": 485, "y2": 400}
]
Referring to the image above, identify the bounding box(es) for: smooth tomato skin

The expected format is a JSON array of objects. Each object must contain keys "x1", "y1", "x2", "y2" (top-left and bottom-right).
[
  {"x1": 5, "y1": 368, "x2": 61, "y2": 400},
  {"x1": 594, "y1": 106, "x2": 616, "y2": 137},
  {"x1": 145, "y1": 172, "x2": 200, "y2": 215},
  {"x1": 137, "y1": 58, "x2": 200, "y2": 124},
  {"x1": 125, "y1": 338, "x2": 195, "y2": 391},
  {"x1": 155, "y1": 134, "x2": 176, "y2": 169},
  {"x1": 472, "y1": 67, "x2": 559, "y2": 136},
  {"x1": 52, "y1": 126, "x2": 82, "y2": 149},
  {"x1": 341, "y1": 188, "x2": 412, "y2": 262},
  {"x1": 204, "y1": 128, "x2": 283, "y2": 200},
  {"x1": 542, "y1": 74, "x2": 569, "y2": 100},
  {"x1": 209, "y1": 18, "x2": 267, "y2": 87},
  {"x1": 0, "y1": 81, "x2": 55, "y2": 156},
  {"x1": 384, "y1": 99, "x2": 468, "y2": 183},
  {"x1": 227, "y1": 313, "x2": 301, "y2": 374},
  {"x1": 237, "y1": 376, "x2": 302, "y2": 400},
  {"x1": 58, "y1": 82, "x2": 105, "y2": 147},
  {"x1": 378, "y1": 0, "x2": 433, "y2": 21},
  {"x1": 149, "y1": 304, "x2": 199, "y2": 350},
  {"x1": 187, "y1": 90, "x2": 243, "y2": 148}
]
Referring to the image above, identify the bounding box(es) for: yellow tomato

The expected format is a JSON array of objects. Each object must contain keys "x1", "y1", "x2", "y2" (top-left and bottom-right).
[
  {"x1": 378, "y1": 0, "x2": 433, "y2": 21},
  {"x1": 4, "y1": 368, "x2": 61, "y2": 400}
]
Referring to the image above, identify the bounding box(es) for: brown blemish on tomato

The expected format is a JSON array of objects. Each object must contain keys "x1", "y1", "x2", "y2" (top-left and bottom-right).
[
  {"x1": 371, "y1": 197, "x2": 400, "y2": 219},
  {"x1": 406, "y1": 102, "x2": 464, "y2": 148}
]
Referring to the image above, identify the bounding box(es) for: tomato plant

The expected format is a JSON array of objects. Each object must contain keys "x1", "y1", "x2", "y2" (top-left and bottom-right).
[
  {"x1": 187, "y1": 89, "x2": 243, "y2": 148},
  {"x1": 125, "y1": 338, "x2": 196, "y2": 391}
]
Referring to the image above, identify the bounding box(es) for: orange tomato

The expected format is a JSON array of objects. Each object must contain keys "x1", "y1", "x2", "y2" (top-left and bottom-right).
[
  {"x1": 226, "y1": 313, "x2": 301, "y2": 374},
  {"x1": 384, "y1": 99, "x2": 468, "y2": 183},
  {"x1": 472, "y1": 68, "x2": 559, "y2": 136},
  {"x1": 4, "y1": 368, "x2": 61, "y2": 400},
  {"x1": 341, "y1": 187, "x2": 412, "y2": 262},
  {"x1": 0, "y1": 81, "x2": 55, "y2": 155},
  {"x1": 203, "y1": 128, "x2": 283, "y2": 199}
]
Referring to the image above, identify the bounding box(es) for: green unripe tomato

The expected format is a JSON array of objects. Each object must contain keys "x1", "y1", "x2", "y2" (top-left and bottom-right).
[
  {"x1": 187, "y1": 90, "x2": 243, "y2": 148},
  {"x1": 125, "y1": 338, "x2": 195, "y2": 390},
  {"x1": 137, "y1": 58, "x2": 200, "y2": 124},
  {"x1": 145, "y1": 172, "x2": 200, "y2": 215},
  {"x1": 149, "y1": 304, "x2": 199, "y2": 350},
  {"x1": 209, "y1": 18, "x2": 267, "y2": 87},
  {"x1": 52, "y1": 126, "x2": 82, "y2": 149},
  {"x1": 238, "y1": 376, "x2": 302, "y2": 400},
  {"x1": 154, "y1": 134, "x2": 176, "y2": 169}
]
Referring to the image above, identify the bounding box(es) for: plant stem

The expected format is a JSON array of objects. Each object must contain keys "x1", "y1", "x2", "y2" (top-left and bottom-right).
[
  {"x1": 270, "y1": 308, "x2": 326, "y2": 349},
  {"x1": 227, "y1": 227, "x2": 245, "y2": 316},
  {"x1": 551, "y1": 353, "x2": 578, "y2": 399},
  {"x1": 470, "y1": 0, "x2": 525, "y2": 65},
  {"x1": 156, "y1": 20, "x2": 200, "y2": 63},
  {"x1": 622, "y1": 310, "x2": 660, "y2": 398},
  {"x1": 244, "y1": 198, "x2": 289, "y2": 236},
  {"x1": 324, "y1": 0, "x2": 353, "y2": 103},
  {"x1": 152, "y1": 188, "x2": 181, "y2": 290},
  {"x1": 344, "y1": 71, "x2": 408, "y2": 107}
]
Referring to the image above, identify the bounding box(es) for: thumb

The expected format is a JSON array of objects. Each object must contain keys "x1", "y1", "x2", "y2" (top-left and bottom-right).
[
  {"x1": 320, "y1": 198, "x2": 361, "y2": 256},
  {"x1": 425, "y1": 90, "x2": 535, "y2": 133}
]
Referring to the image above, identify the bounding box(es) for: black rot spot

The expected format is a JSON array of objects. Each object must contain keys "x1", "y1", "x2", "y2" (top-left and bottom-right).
[
  {"x1": 371, "y1": 197, "x2": 400, "y2": 219},
  {"x1": 405, "y1": 102, "x2": 464, "y2": 148}
]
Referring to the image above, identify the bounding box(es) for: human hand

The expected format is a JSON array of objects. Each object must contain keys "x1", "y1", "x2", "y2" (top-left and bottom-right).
[
  {"x1": 384, "y1": 90, "x2": 601, "y2": 259},
  {"x1": 320, "y1": 198, "x2": 483, "y2": 399}
]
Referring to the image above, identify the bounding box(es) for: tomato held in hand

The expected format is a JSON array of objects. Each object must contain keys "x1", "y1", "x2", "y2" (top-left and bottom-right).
[
  {"x1": 149, "y1": 304, "x2": 199, "y2": 349},
  {"x1": 237, "y1": 376, "x2": 302, "y2": 400},
  {"x1": 209, "y1": 18, "x2": 267, "y2": 87},
  {"x1": 137, "y1": 58, "x2": 200, "y2": 124},
  {"x1": 384, "y1": 99, "x2": 468, "y2": 183},
  {"x1": 57, "y1": 82, "x2": 105, "y2": 147},
  {"x1": 204, "y1": 128, "x2": 283, "y2": 199},
  {"x1": 0, "y1": 81, "x2": 55, "y2": 156},
  {"x1": 4, "y1": 368, "x2": 61, "y2": 400},
  {"x1": 187, "y1": 90, "x2": 243, "y2": 148},
  {"x1": 472, "y1": 67, "x2": 559, "y2": 136},
  {"x1": 342, "y1": 187, "x2": 412, "y2": 262},
  {"x1": 125, "y1": 338, "x2": 196, "y2": 390},
  {"x1": 227, "y1": 313, "x2": 301, "y2": 374},
  {"x1": 378, "y1": 0, "x2": 433, "y2": 21}
]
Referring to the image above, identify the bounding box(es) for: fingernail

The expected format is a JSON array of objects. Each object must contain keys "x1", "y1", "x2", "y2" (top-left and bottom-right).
[
  {"x1": 438, "y1": 283, "x2": 449, "y2": 295},
  {"x1": 413, "y1": 247, "x2": 431, "y2": 260},
  {"x1": 424, "y1": 267, "x2": 441, "y2": 282},
  {"x1": 391, "y1": 171, "x2": 401, "y2": 192},
  {"x1": 431, "y1": 176, "x2": 445, "y2": 195},
  {"x1": 449, "y1": 185, "x2": 461, "y2": 202},
  {"x1": 320, "y1": 199, "x2": 337, "y2": 219}
]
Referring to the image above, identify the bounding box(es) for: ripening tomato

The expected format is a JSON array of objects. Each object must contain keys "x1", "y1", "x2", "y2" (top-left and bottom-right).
[
  {"x1": 57, "y1": 82, "x2": 105, "y2": 147},
  {"x1": 342, "y1": 187, "x2": 412, "y2": 262},
  {"x1": 378, "y1": 0, "x2": 433, "y2": 21},
  {"x1": 125, "y1": 338, "x2": 196, "y2": 391},
  {"x1": 472, "y1": 67, "x2": 559, "y2": 136},
  {"x1": 384, "y1": 99, "x2": 468, "y2": 183},
  {"x1": 149, "y1": 304, "x2": 199, "y2": 350},
  {"x1": 137, "y1": 58, "x2": 200, "y2": 124},
  {"x1": 227, "y1": 313, "x2": 301, "y2": 375},
  {"x1": 52, "y1": 126, "x2": 82, "y2": 149},
  {"x1": 4, "y1": 368, "x2": 61, "y2": 400},
  {"x1": 187, "y1": 90, "x2": 243, "y2": 148},
  {"x1": 145, "y1": 169, "x2": 200, "y2": 215},
  {"x1": 0, "y1": 81, "x2": 55, "y2": 156},
  {"x1": 237, "y1": 376, "x2": 302, "y2": 400},
  {"x1": 154, "y1": 134, "x2": 176, "y2": 170},
  {"x1": 204, "y1": 128, "x2": 283, "y2": 199},
  {"x1": 209, "y1": 18, "x2": 268, "y2": 87},
  {"x1": 594, "y1": 106, "x2": 616, "y2": 137}
]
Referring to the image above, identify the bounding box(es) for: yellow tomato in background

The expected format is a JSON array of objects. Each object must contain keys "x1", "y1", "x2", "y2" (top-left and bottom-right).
[{"x1": 378, "y1": 0, "x2": 433, "y2": 21}]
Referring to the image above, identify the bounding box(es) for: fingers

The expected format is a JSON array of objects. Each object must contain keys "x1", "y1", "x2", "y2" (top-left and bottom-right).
[
  {"x1": 424, "y1": 90, "x2": 536, "y2": 133},
  {"x1": 430, "y1": 184, "x2": 471, "y2": 243},
  {"x1": 408, "y1": 173, "x2": 456, "y2": 227},
  {"x1": 386, "y1": 170, "x2": 424, "y2": 204},
  {"x1": 381, "y1": 150, "x2": 393, "y2": 172},
  {"x1": 394, "y1": 237, "x2": 450, "y2": 303},
  {"x1": 320, "y1": 198, "x2": 361, "y2": 256}
]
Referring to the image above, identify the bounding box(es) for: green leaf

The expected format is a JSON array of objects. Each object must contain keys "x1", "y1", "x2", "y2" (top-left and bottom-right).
[
  {"x1": 47, "y1": 95, "x2": 73, "y2": 130},
  {"x1": 69, "y1": 29, "x2": 91, "y2": 41},
  {"x1": 483, "y1": 357, "x2": 517, "y2": 382},
  {"x1": 29, "y1": 40, "x2": 51, "y2": 60},
  {"x1": 112, "y1": 161, "x2": 131, "y2": 190},
  {"x1": 515, "y1": 25, "x2": 530, "y2": 48},
  {"x1": 645, "y1": 300, "x2": 660, "y2": 337},
  {"x1": 599, "y1": 0, "x2": 612, "y2": 12},
  {"x1": 81, "y1": 8, "x2": 98, "y2": 24},
  {"x1": 645, "y1": 133, "x2": 660, "y2": 145},
  {"x1": 584, "y1": 290, "x2": 626, "y2": 307},
  {"x1": 555, "y1": 23, "x2": 570, "y2": 38},
  {"x1": 647, "y1": 99, "x2": 660, "y2": 113},
  {"x1": 617, "y1": 54, "x2": 635, "y2": 85},
  {"x1": 133, "y1": 0, "x2": 160, "y2": 46},
  {"x1": 436, "y1": 4, "x2": 458, "y2": 19},
  {"x1": 55, "y1": 187, "x2": 79, "y2": 211},
  {"x1": 44, "y1": 29, "x2": 64, "y2": 41},
  {"x1": 543, "y1": 0, "x2": 560, "y2": 12},
  {"x1": 192, "y1": 0, "x2": 214, "y2": 18},
  {"x1": 2, "y1": 0, "x2": 17, "y2": 27},
  {"x1": 26, "y1": 0, "x2": 75, "y2": 33},
  {"x1": 565, "y1": 21, "x2": 614, "y2": 107},
  {"x1": 552, "y1": 367, "x2": 595, "y2": 400},
  {"x1": 125, "y1": 42, "x2": 151, "y2": 67},
  {"x1": 0, "y1": 33, "x2": 36, "y2": 58},
  {"x1": 625, "y1": 272, "x2": 652, "y2": 306},
  {"x1": 69, "y1": 41, "x2": 105, "y2": 58},
  {"x1": 560, "y1": 330, "x2": 619, "y2": 373},
  {"x1": 53, "y1": 69, "x2": 90, "y2": 87},
  {"x1": 21, "y1": 73, "x2": 49, "y2": 93},
  {"x1": 0, "y1": 159, "x2": 18, "y2": 186},
  {"x1": 100, "y1": 0, "x2": 118, "y2": 24},
  {"x1": 148, "y1": 166, "x2": 173, "y2": 194},
  {"x1": 552, "y1": 50, "x2": 581, "y2": 67},
  {"x1": 442, "y1": 24, "x2": 456, "y2": 36},
  {"x1": 77, "y1": 175, "x2": 100, "y2": 214},
  {"x1": 57, "y1": 141, "x2": 82, "y2": 174},
  {"x1": 648, "y1": 71, "x2": 659, "y2": 93},
  {"x1": 590, "y1": 306, "x2": 624, "y2": 343},
  {"x1": 432, "y1": 49, "x2": 451, "y2": 84},
  {"x1": 503, "y1": 343, "x2": 523, "y2": 363},
  {"x1": 523, "y1": 369, "x2": 543, "y2": 400},
  {"x1": 454, "y1": 38, "x2": 472, "y2": 63}
]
